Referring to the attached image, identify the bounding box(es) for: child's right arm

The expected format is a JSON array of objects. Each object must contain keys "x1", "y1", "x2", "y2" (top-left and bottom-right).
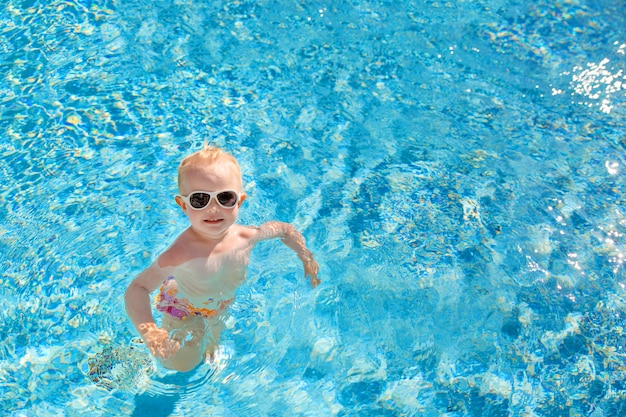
[{"x1": 124, "y1": 262, "x2": 180, "y2": 359}]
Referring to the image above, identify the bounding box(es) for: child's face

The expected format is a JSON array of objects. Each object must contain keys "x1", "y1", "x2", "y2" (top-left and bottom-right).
[{"x1": 176, "y1": 160, "x2": 245, "y2": 239}]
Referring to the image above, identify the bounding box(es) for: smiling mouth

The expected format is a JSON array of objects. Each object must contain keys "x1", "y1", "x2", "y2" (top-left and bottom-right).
[{"x1": 204, "y1": 219, "x2": 223, "y2": 224}]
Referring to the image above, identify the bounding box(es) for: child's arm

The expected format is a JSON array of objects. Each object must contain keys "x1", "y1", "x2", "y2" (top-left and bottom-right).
[
  {"x1": 124, "y1": 262, "x2": 180, "y2": 359},
  {"x1": 256, "y1": 221, "x2": 321, "y2": 287}
]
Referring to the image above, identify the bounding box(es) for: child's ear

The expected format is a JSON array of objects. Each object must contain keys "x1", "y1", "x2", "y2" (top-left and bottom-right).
[
  {"x1": 175, "y1": 195, "x2": 186, "y2": 211},
  {"x1": 238, "y1": 193, "x2": 247, "y2": 207}
]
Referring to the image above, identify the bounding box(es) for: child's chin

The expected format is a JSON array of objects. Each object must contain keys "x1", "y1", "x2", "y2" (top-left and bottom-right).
[{"x1": 195, "y1": 222, "x2": 231, "y2": 237}]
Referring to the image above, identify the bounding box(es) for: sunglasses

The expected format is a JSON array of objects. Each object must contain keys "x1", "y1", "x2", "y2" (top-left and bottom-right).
[{"x1": 178, "y1": 190, "x2": 240, "y2": 210}]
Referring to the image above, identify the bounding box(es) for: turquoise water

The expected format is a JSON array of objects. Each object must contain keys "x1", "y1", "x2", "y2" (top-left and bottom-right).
[{"x1": 1, "y1": 0, "x2": 625, "y2": 415}]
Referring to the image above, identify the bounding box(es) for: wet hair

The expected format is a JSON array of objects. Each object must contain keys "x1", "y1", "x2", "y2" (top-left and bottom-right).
[{"x1": 177, "y1": 146, "x2": 242, "y2": 192}]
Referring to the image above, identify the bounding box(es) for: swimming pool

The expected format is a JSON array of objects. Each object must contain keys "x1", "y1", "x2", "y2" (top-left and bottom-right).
[{"x1": 1, "y1": 0, "x2": 625, "y2": 415}]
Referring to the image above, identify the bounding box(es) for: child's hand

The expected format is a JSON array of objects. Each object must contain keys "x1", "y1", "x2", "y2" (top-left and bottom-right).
[
  {"x1": 139, "y1": 323, "x2": 181, "y2": 359},
  {"x1": 303, "y1": 256, "x2": 321, "y2": 288}
]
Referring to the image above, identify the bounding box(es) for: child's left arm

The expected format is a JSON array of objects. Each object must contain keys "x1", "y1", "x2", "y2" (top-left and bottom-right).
[{"x1": 256, "y1": 221, "x2": 320, "y2": 287}]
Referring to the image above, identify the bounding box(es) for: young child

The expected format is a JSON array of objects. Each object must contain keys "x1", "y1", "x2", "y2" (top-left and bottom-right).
[{"x1": 124, "y1": 146, "x2": 320, "y2": 372}]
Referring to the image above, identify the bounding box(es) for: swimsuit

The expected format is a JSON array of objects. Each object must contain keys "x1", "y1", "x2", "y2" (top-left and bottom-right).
[{"x1": 155, "y1": 276, "x2": 233, "y2": 320}]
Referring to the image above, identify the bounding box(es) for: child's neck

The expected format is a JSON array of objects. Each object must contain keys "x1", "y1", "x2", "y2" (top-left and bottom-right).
[{"x1": 189, "y1": 225, "x2": 231, "y2": 243}]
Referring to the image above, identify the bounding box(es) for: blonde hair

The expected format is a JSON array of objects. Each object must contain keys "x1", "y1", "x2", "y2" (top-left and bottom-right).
[{"x1": 177, "y1": 146, "x2": 242, "y2": 192}]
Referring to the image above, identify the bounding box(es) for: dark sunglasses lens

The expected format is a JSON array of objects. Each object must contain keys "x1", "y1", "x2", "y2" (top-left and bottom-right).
[
  {"x1": 217, "y1": 191, "x2": 238, "y2": 207},
  {"x1": 189, "y1": 193, "x2": 210, "y2": 208}
]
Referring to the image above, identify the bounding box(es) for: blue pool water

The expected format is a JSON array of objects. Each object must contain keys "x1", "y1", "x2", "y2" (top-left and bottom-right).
[{"x1": 1, "y1": 0, "x2": 625, "y2": 415}]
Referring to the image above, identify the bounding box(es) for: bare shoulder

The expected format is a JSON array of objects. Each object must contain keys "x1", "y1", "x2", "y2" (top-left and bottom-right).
[
  {"x1": 232, "y1": 224, "x2": 261, "y2": 240},
  {"x1": 157, "y1": 230, "x2": 195, "y2": 268},
  {"x1": 157, "y1": 246, "x2": 183, "y2": 268}
]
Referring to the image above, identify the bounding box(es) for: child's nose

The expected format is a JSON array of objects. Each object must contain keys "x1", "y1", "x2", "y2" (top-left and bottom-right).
[{"x1": 206, "y1": 198, "x2": 220, "y2": 210}]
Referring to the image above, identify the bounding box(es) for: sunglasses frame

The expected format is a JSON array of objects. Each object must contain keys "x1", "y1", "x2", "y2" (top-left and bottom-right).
[{"x1": 178, "y1": 190, "x2": 241, "y2": 210}]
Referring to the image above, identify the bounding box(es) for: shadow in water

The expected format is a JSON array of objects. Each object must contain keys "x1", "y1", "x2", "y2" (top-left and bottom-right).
[{"x1": 132, "y1": 372, "x2": 194, "y2": 417}]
